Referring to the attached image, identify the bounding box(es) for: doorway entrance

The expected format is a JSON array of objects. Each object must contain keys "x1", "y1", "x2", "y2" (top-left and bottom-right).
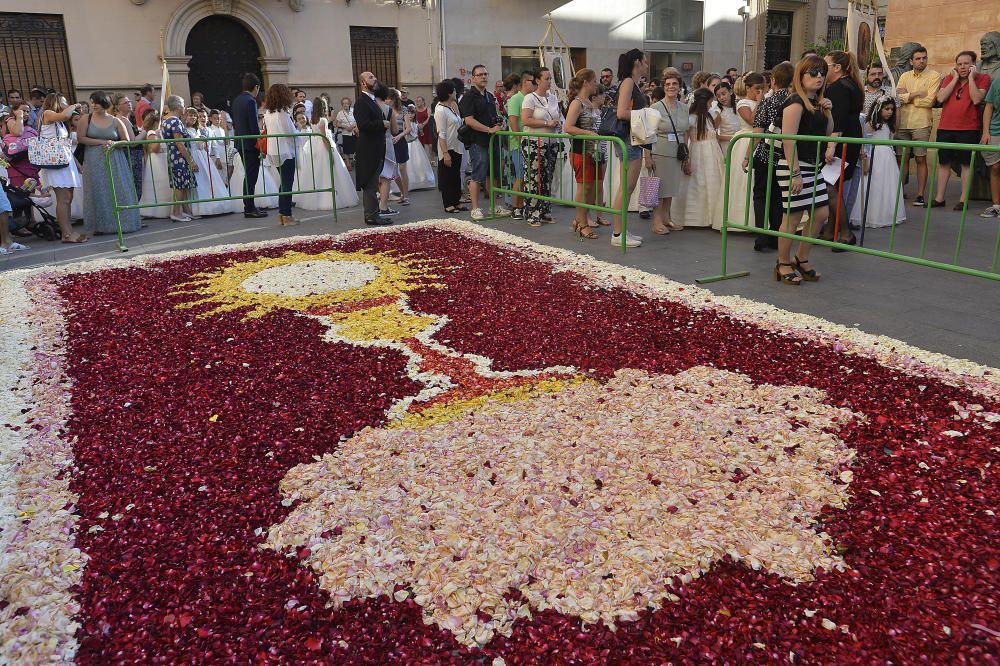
[{"x1": 185, "y1": 15, "x2": 262, "y2": 112}]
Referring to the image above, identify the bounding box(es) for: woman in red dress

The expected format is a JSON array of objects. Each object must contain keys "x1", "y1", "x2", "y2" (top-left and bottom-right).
[{"x1": 415, "y1": 96, "x2": 434, "y2": 166}]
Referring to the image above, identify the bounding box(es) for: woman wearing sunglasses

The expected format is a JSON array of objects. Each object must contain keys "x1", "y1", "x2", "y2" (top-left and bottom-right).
[{"x1": 771, "y1": 55, "x2": 834, "y2": 285}]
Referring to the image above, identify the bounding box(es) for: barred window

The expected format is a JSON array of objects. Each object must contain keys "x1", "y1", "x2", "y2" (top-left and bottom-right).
[
  {"x1": 0, "y1": 13, "x2": 75, "y2": 102},
  {"x1": 827, "y1": 17, "x2": 847, "y2": 48},
  {"x1": 350, "y1": 26, "x2": 399, "y2": 94}
]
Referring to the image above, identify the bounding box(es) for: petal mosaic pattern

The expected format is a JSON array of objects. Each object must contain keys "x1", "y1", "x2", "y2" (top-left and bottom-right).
[{"x1": 0, "y1": 220, "x2": 996, "y2": 664}]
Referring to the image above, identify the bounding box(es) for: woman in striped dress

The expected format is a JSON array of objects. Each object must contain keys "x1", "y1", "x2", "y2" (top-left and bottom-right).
[{"x1": 772, "y1": 55, "x2": 833, "y2": 285}]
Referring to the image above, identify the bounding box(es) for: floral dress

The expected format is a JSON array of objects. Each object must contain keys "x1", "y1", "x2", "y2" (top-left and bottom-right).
[{"x1": 161, "y1": 115, "x2": 193, "y2": 190}]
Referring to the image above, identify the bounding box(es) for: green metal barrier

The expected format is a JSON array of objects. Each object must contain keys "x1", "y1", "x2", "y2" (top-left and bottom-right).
[
  {"x1": 104, "y1": 132, "x2": 338, "y2": 252},
  {"x1": 488, "y1": 130, "x2": 632, "y2": 251},
  {"x1": 697, "y1": 132, "x2": 1000, "y2": 283}
]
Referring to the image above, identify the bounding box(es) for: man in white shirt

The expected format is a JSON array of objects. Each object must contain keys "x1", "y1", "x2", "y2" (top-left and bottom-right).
[{"x1": 295, "y1": 89, "x2": 313, "y2": 120}]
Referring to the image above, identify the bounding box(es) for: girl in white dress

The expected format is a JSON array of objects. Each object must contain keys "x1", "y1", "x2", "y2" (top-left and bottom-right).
[
  {"x1": 401, "y1": 107, "x2": 436, "y2": 191},
  {"x1": 228, "y1": 154, "x2": 278, "y2": 211},
  {"x1": 227, "y1": 108, "x2": 280, "y2": 211},
  {"x1": 675, "y1": 88, "x2": 725, "y2": 229},
  {"x1": 725, "y1": 73, "x2": 766, "y2": 230},
  {"x1": 714, "y1": 82, "x2": 742, "y2": 146},
  {"x1": 191, "y1": 110, "x2": 234, "y2": 217},
  {"x1": 137, "y1": 112, "x2": 172, "y2": 218},
  {"x1": 293, "y1": 98, "x2": 359, "y2": 210},
  {"x1": 851, "y1": 96, "x2": 905, "y2": 228}
]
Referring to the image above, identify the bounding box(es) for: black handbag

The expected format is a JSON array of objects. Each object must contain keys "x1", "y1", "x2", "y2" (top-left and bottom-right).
[
  {"x1": 597, "y1": 107, "x2": 617, "y2": 136},
  {"x1": 658, "y1": 101, "x2": 688, "y2": 162}
]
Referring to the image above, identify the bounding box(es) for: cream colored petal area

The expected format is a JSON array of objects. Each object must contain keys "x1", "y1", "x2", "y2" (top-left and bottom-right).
[{"x1": 266, "y1": 366, "x2": 859, "y2": 647}]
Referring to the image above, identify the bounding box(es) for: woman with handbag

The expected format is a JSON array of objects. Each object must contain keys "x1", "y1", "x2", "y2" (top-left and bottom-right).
[
  {"x1": 649, "y1": 68, "x2": 690, "y2": 234},
  {"x1": 520, "y1": 66, "x2": 563, "y2": 227},
  {"x1": 610, "y1": 48, "x2": 651, "y2": 248},
  {"x1": 564, "y1": 68, "x2": 603, "y2": 239},
  {"x1": 37, "y1": 92, "x2": 87, "y2": 243}
]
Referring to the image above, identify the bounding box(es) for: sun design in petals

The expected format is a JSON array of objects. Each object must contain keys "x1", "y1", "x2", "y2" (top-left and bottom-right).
[
  {"x1": 171, "y1": 249, "x2": 577, "y2": 424},
  {"x1": 172, "y1": 249, "x2": 446, "y2": 321}
]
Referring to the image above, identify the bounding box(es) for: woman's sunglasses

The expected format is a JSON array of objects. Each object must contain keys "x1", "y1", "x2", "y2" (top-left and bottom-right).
[{"x1": 806, "y1": 68, "x2": 828, "y2": 78}]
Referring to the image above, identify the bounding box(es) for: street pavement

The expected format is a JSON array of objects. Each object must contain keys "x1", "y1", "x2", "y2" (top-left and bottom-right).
[{"x1": 3, "y1": 180, "x2": 999, "y2": 368}]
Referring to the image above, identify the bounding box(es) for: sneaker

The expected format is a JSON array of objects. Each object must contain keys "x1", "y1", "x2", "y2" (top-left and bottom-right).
[
  {"x1": 510, "y1": 208, "x2": 524, "y2": 220},
  {"x1": 913, "y1": 196, "x2": 926, "y2": 207},
  {"x1": 929, "y1": 199, "x2": 946, "y2": 208},
  {"x1": 639, "y1": 210, "x2": 651, "y2": 219},
  {"x1": 624, "y1": 231, "x2": 644, "y2": 242},
  {"x1": 610, "y1": 233, "x2": 641, "y2": 248},
  {"x1": 380, "y1": 208, "x2": 400, "y2": 217},
  {"x1": 493, "y1": 206, "x2": 512, "y2": 218},
  {"x1": 471, "y1": 207, "x2": 486, "y2": 221},
  {"x1": 8, "y1": 241, "x2": 29, "y2": 252},
  {"x1": 980, "y1": 205, "x2": 1000, "y2": 218}
]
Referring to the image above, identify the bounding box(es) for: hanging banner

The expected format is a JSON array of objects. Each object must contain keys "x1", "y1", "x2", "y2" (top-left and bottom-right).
[
  {"x1": 848, "y1": 0, "x2": 894, "y2": 88},
  {"x1": 538, "y1": 17, "x2": 575, "y2": 106}
]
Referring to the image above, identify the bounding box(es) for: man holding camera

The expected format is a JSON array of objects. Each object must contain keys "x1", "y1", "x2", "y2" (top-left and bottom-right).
[{"x1": 459, "y1": 64, "x2": 511, "y2": 221}]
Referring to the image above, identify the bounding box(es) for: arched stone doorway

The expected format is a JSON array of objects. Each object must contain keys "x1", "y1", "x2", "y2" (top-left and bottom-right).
[
  {"x1": 186, "y1": 16, "x2": 262, "y2": 111},
  {"x1": 163, "y1": 0, "x2": 289, "y2": 107}
]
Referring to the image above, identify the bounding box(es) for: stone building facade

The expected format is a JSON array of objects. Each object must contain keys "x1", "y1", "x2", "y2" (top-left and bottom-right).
[
  {"x1": 884, "y1": 0, "x2": 1000, "y2": 73},
  {"x1": 0, "y1": 0, "x2": 440, "y2": 113},
  {"x1": 0, "y1": 0, "x2": 754, "y2": 115}
]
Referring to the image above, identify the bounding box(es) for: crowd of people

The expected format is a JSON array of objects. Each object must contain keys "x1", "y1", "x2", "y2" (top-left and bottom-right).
[
  {"x1": 4, "y1": 41, "x2": 999, "y2": 287},
  {"x1": 0, "y1": 75, "x2": 437, "y2": 252},
  {"x1": 411, "y1": 42, "x2": 999, "y2": 285}
]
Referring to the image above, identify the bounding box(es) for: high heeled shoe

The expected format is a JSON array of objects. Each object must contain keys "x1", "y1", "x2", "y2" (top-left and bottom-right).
[
  {"x1": 793, "y1": 256, "x2": 821, "y2": 281},
  {"x1": 774, "y1": 261, "x2": 802, "y2": 285}
]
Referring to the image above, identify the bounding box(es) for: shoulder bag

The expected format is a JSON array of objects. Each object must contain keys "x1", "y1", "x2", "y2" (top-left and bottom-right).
[
  {"x1": 657, "y1": 101, "x2": 688, "y2": 162},
  {"x1": 28, "y1": 119, "x2": 72, "y2": 169}
]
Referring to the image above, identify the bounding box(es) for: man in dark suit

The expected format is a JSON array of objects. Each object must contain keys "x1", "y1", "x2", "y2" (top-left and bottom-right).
[
  {"x1": 231, "y1": 73, "x2": 267, "y2": 218},
  {"x1": 353, "y1": 71, "x2": 391, "y2": 225}
]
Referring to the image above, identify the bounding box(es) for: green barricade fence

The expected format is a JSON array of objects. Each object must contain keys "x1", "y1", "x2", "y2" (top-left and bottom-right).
[
  {"x1": 104, "y1": 132, "x2": 338, "y2": 252},
  {"x1": 697, "y1": 132, "x2": 1000, "y2": 284},
  {"x1": 488, "y1": 130, "x2": 632, "y2": 251}
]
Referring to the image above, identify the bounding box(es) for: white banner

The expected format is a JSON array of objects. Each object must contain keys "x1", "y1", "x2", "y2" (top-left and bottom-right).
[{"x1": 540, "y1": 49, "x2": 572, "y2": 106}]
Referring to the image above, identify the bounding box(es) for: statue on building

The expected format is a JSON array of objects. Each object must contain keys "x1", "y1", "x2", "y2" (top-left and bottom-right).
[
  {"x1": 289, "y1": 0, "x2": 305, "y2": 10},
  {"x1": 889, "y1": 42, "x2": 923, "y2": 82},
  {"x1": 981, "y1": 32, "x2": 1000, "y2": 80}
]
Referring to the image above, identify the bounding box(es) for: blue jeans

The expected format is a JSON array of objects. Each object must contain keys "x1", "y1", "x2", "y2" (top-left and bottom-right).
[{"x1": 278, "y1": 158, "x2": 295, "y2": 216}]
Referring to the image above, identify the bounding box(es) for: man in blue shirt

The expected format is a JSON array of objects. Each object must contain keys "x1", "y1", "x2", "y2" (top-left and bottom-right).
[{"x1": 231, "y1": 73, "x2": 267, "y2": 218}]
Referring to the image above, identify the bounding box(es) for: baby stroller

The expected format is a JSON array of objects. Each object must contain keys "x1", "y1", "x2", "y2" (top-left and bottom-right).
[{"x1": 3, "y1": 177, "x2": 60, "y2": 241}]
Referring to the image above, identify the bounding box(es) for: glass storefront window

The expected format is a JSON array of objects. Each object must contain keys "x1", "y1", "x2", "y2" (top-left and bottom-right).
[
  {"x1": 645, "y1": 0, "x2": 704, "y2": 43},
  {"x1": 501, "y1": 47, "x2": 540, "y2": 82}
]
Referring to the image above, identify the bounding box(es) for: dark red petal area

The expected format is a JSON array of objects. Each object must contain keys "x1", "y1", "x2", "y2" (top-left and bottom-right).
[{"x1": 57, "y1": 227, "x2": 999, "y2": 663}]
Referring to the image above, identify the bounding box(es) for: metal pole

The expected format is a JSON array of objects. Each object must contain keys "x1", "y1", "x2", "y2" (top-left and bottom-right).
[{"x1": 741, "y1": 16, "x2": 748, "y2": 73}]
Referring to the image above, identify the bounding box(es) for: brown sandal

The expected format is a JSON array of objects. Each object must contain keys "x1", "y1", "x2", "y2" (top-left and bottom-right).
[
  {"x1": 774, "y1": 261, "x2": 801, "y2": 285},
  {"x1": 573, "y1": 220, "x2": 598, "y2": 239}
]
